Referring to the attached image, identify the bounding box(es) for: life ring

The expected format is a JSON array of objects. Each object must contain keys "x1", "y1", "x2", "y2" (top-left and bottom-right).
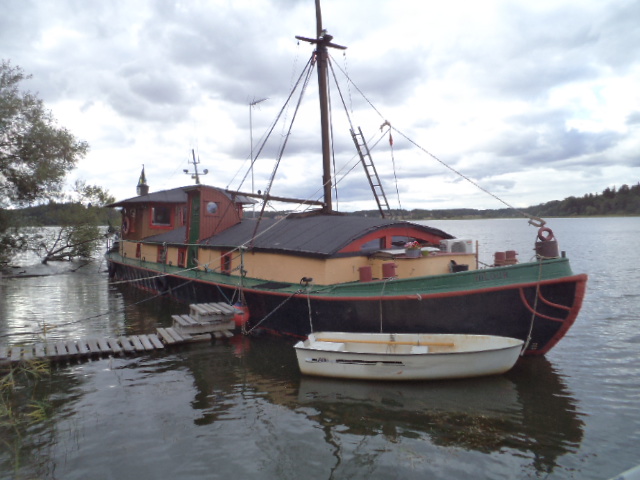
[
  {"x1": 537, "y1": 227, "x2": 554, "y2": 242},
  {"x1": 122, "y1": 216, "x2": 130, "y2": 234}
]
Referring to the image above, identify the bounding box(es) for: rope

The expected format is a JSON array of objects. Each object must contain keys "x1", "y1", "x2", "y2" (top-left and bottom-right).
[
  {"x1": 381, "y1": 122, "x2": 404, "y2": 217},
  {"x1": 379, "y1": 277, "x2": 393, "y2": 332},
  {"x1": 242, "y1": 289, "x2": 303, "y2": 335},
  {"x1": 390, "y1": 126, "x2": 536, "y2": 220},
  {"x1": 521, "y1": 258, "x2": 545, "y2": 355},
  {"x1": 234, "y1": 55, "x2": 315, "y2": 193},
  {"x1": 328, "y1": 54, "x2": 546, "y2": 224},
  {"x1": 343, "y1": 51, "x2": 353, "y2": 114},
  {"x1": 306, "y1": 286, "x2": 314, "y2": 333},
  {"x1": 249, "y1": 59, "x2": 316, "y2": 246}
]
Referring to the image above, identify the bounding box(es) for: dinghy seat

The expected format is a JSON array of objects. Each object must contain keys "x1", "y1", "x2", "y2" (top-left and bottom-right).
[
  {"x1": 410, "y1": 345, "x2": 430, "y2": 354},
  {"x1": 314, "y1": 341, "x2": 345, "y2": 351}
]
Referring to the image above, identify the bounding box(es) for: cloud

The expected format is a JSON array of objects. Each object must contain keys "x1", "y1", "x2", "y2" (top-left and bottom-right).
[{"x1": 1, "y1": 0, "x2": 639, "y2": 211}]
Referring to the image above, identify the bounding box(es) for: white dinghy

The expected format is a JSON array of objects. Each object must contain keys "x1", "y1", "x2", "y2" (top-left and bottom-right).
[{"x1": 294, "y1": 332, "x2": 524, "y2": 381}]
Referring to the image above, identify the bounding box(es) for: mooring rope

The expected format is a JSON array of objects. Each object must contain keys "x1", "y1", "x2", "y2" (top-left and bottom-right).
[
  {"x1": 521, "y1": 258, "x2": 545, "y2": 355},
  {"x1": 379, "y1": 277, "x2": 393, "y2": 333},
  {"x1": 306, "y1": 286, "x2": 314, "y2": 334},
  {"x1": 242, "y1": 289, "x2": 303, "y2": 335}
]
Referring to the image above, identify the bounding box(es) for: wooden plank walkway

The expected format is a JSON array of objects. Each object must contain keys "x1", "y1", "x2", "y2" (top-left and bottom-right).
[
  {"x1": 0, "y1": 327, "x2": 234, "y2": 365},
  {"x1": 0, "y1": 302, "x2": 238, "y2": 366}
]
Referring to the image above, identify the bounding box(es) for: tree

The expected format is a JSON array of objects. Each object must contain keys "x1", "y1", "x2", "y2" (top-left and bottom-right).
[
  {"x1": 27, "y1": 181, "x2": 115, "y2": 264},
  {"x1": 1, "y1": 60, "x2": 89, "y2": 264},
  {"x1": 1, "y1": 60, "x2": 88, "y2": 206}
]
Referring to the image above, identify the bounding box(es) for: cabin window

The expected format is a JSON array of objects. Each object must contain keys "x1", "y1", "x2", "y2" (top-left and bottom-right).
[
  {"x1": 221, "y1": 251, "x2": 233, "y2": 274},
  {"x1": 151, "y1": 206, "x2": 171, "y2": 226},
  {"x1": 360, "y1": 238, "x2": 385, "y2": 251},
  {"x1": 177, "y1": 248, "x2": 187, "y2": 268},
  {"x1": 205, "y1": 201, "x2": 219, "y2": 216}
]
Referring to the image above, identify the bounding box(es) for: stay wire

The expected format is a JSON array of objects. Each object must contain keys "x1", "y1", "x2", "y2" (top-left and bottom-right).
[
  {"x1": 386, "y1": 127, "x2": 404, "y2": 217},
  {"x1": 243, "y1": 289, "x2": 303, "y2": 335},
  {"x1": 249, "y1": 58, "x2": 316, "y2": 246},
  {"x1": 331, "y1": 55, "x2": 541, "y2": 221},
  {"x1": 231, "y1": 55, "x2": 315, "y2": 193},
  {"x1": 389, "y1": 126, "x2": 531, "y2": 219}
]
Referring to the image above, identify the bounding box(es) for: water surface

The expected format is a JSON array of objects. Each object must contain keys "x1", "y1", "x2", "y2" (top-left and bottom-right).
[{"x1": 1, "y1": 217, "x2": 639, "y2": 479}]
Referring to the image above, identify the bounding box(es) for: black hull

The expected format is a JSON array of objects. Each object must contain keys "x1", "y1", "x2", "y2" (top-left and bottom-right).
[{"x1": 108, "y1": 259, "x2": 587, "y2": 356}]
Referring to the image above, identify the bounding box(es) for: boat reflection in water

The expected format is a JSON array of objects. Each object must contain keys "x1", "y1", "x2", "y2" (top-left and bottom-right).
[
  {"x1": 234, "y1": 337, "x2": 584, "y2": 477},
  {"x1": 2, "y1": 334, "x2": 584, "y2": 479},
  {"x1": 299, "y1": 362, "x2": 581, "y2": 467}
]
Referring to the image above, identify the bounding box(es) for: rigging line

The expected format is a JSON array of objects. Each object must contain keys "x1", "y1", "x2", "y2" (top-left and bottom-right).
[
  {"x1": 226, "y1": 153, "x2": 253, "y2": 191},
  {"x1": 390, "y1": 126, "x2": 533, "y2": 219},
  {"x1": 249, "y1": 60, "x2": 316, "y2": 246},
  {"x1": 242, "y1": 289, "x2": 303, "y2": 335},
  {"x1": 342, "y1": 51, "x2": 353, "y2": 114},
  {"x1": 328, "y1": 59, "x2": 355, "y2": 132},
  {"x1": 330, "y1": 53, "x2": 386, "y2": 122},
  {"x1": 328, "y1": 60, "x2": 401, "y2": 215},
  {"x1": 17, "y1": 263, "x2": 202, "y2": 289},
  {"x1": 327, "y1": 59, "x2": 339, "y2": 209},
  {"x1": 232, "y1": 56, "x2": 314, "y2": 192},
  {"x1": 263, "y1": 63, "x2": 315, "y2": 203},
  {"x1": 291, "y1": 37, "x2": 302, "y2": 91},
  {"x1": 385, "y1": 126, "x2": 404, "y2": 217}
]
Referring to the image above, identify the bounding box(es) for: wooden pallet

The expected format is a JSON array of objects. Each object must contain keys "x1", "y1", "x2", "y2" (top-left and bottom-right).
[{"x1": 173, "y1": 302, "x2": 236, "y2": 336}]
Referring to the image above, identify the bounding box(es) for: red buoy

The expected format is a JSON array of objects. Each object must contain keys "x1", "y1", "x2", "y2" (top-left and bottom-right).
[{"x1": 233, "y1": 303, "x2": 250, "y2": 327}]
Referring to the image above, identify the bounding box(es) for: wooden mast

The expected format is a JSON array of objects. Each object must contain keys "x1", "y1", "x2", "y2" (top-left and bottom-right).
[
  {"x1": 315, "y1": 0, "x2": 332, "y2": 213},
  {"x1": 297, "y1": 0, "x2": 346, "y2": 213}
]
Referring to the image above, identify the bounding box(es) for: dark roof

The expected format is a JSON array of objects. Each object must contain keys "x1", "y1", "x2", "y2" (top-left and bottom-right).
[
  {"x1": 143, "y1": 226, "x2": 187, "y2": 244},
  {"x1": 106, "y1": 185, "x2": 255, "y2": 208},
  {"x1": 201, "y1": 215, "x2": 453, "y2": 257},
  {"x1": 107, "y1": 187, "x2": 188, "y2": 208}
]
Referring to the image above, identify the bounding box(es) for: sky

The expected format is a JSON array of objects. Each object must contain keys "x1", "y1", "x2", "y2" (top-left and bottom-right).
[{"x1": 2, "y1": 0, "x2": 639, "y2": 212}]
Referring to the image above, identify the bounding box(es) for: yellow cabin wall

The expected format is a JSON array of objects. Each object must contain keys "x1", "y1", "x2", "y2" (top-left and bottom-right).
[
  {"x1": 136, "y1": 244, "x2": 156, "y2": 262},
  {"x1": 121, "y1": 241, "x2": 477, "y2": 285},
  {"x1": 165, "y1": 248, "x2": 180, "y2": 267},
  {"x1": 195, "y1": 247, "x2": 477, "y2": 285},
  {"x1": 391, "y1": 254, "x2": 476, "y2": 278},
  {"x1": 121, "y1": 241, "x2": 137, "y2": 259}
]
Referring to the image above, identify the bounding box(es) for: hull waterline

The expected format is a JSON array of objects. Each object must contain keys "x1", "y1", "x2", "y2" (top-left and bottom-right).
[{"x1": 107, "y1": 253, "x2": 587, "y2": 356}]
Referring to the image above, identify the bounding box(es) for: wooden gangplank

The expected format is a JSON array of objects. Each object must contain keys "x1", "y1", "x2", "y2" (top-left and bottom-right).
[
  {"x1": 0, "y1": 302, "x2": 236, "y2": 366},
  {"x1": 0, "y1": 327, "x2": 233, "y2": 366}
]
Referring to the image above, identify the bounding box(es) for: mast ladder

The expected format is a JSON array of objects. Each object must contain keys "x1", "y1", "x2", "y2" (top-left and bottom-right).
[{"x1": 350, "y1": 127, "x2": 392, "y2": 218}]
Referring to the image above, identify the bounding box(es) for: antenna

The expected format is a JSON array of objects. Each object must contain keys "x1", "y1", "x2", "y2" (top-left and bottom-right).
[{"x1": 183, "y1": 149, "x2": 208, "y2": 184}]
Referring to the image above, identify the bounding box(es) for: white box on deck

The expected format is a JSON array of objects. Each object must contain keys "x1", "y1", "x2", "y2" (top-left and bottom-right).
[{"x1": 440, "y1": 239, "x2": 474, "y2": 254}]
